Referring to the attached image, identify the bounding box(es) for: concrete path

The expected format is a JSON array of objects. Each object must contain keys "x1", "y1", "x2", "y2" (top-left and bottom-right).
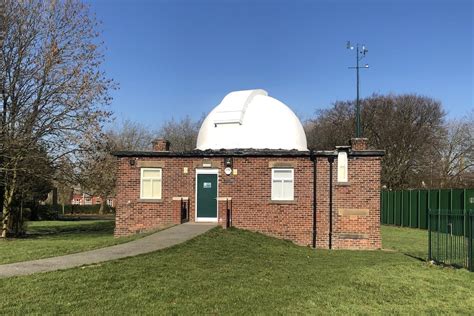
[{"x1": 0, "y1": 222, "x2": 216, "y2": 279}]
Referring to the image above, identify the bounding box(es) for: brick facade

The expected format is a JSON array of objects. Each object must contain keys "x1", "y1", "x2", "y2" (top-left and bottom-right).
[{"x1": 114, "y1": 144, "x2": 383, "y2": 250}]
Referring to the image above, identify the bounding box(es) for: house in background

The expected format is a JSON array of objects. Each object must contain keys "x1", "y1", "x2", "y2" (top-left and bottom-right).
[
  {"x1": 113, "y1": 89, "x2": 384, "y2": 249},
  {"x1": 71, "y1": 190, "x2": 115, "y2": 207}
]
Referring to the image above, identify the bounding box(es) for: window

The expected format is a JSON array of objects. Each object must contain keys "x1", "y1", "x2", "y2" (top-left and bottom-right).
[
  {"x1": 337, "y1": 151, "x2": 348, "y2": 183},
  {"x1": 271, "y1": 168, "x2": 294, "y2": 201},
  {"x1": 84, "y1": 197, "x2": 92, "y2": 205},
  {"x1": 140, "y1": 168, "x2": 162, "y2": 199}
]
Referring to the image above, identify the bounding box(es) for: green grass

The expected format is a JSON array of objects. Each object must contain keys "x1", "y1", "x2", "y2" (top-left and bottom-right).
[
  {"x1": 0, "y1": 220, "x2": 148, "y2": 264},
  {"x1": 381, "y1": 225, "x2": 428, "y2": 259},
  {"x1": 0, "y1": 225, "x2": 473, "y2": 314}
]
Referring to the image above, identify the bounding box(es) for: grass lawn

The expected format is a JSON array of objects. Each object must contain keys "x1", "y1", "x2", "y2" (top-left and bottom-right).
[
  {"x1": 0, "y1": 225, "x2": 473, "y2": 314},
  {"x1": 381, "y1": 225, "x2": 428, "y2": 260},
  {"x1": 0, "y1": 220, "x2": 149, "y2": 264}
]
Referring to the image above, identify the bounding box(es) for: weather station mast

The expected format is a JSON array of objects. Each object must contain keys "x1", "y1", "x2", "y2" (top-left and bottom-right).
[{"x1": 346, "y1": 41, "x2": 369, "y2": 138}]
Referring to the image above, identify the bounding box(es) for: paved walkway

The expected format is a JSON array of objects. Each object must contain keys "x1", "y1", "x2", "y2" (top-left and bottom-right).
[{"x1": 0, "y1": 222, "x2": 216, "y2": 278}]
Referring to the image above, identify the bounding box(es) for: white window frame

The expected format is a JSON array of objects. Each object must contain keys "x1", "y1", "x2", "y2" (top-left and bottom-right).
[
  {"x1": 337, "y1": 151, "x2": 348, "y2": 183},
  {"x1": 140, "y1": 168, "x2": 163, "y2": 199},
  {"x1": 271, "y1": 168, "x2": 294, "y2": 201}
]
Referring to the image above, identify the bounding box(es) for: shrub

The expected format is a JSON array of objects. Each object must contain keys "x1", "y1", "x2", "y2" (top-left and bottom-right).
[{"x1": 62, "y1": 204, "x2": 116, "y2": 214}]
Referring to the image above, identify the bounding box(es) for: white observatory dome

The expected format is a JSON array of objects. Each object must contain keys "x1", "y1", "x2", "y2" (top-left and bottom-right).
[{"x1": 196, "y1": 89, "x2": 308, "y2": 151}]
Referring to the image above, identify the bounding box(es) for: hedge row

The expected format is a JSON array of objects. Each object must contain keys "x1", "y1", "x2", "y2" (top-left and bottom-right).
[
  {"x1": 54, "y1": 204, "x2": 116, "y2": 214},
  {"x1": 32, "y1": 204, "x2": 115, "y2": 220}
]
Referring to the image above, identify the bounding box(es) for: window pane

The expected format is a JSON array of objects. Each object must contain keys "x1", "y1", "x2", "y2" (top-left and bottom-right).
[
  {"x1": 152, "y1": 179, "x2": 162, "y2": 199},
  {"x1": 338, "y1": 165, "x2": 347, "y2": 181},
  {"x1": 274, "y1": 169, "x2": 293, "y2": 180},
  {"x1": 142, "y1": 179, "x2": 152, "y2": 197},
  {"x1": 272, "y1": 180, "x2": 282, "y2": 200},
  {"x1": 282, "y1": 181, "x2": 294, "y2": 200},
  {"x1": 143, "y1": 169, "x2": 161, "y2": 178}
]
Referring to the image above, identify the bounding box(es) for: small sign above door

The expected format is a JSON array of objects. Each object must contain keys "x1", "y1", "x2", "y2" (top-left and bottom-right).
[{"x1": 203, "y1": 182, "x2": 212, "y2": 189}]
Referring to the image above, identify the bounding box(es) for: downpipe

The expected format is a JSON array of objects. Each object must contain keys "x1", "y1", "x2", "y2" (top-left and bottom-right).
[
  {"x1": 328, "y1": 156, "x2": 334, "y2": 250},
  {"x1": 310, "y1": 150, "x2": 317, "y2": 248}
]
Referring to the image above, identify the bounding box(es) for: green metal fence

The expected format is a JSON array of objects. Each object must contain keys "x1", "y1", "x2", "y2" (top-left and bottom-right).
[
  {"x1": 428, "y1": 209, "x2": 473, "y2": 271},
  {"x1": 381, "y1": 189, "x2": 474, "y2": 229}
]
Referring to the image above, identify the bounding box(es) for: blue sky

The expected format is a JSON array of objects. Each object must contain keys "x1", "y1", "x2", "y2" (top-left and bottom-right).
[{"x1": 90, "y1": 0, "x2": 473, "y2": 128}]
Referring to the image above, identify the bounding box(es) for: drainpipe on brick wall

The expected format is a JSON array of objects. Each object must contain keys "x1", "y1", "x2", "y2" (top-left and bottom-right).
[
  {"x1": 328, "y1": 156, "x2": 335, "y2": 250},
  {"x1": 310, "y1": 150, "x2": 318, "y2": 248}
]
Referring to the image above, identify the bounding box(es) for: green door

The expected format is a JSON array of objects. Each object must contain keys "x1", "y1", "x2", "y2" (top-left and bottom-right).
[{"x1": 197, "y1": 173, "x2": 217, "y2": 219}]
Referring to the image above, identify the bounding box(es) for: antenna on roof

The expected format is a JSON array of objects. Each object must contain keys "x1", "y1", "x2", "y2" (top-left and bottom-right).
[{"x1": 346, "y1": 41, "x2": 370, "y2": 138}]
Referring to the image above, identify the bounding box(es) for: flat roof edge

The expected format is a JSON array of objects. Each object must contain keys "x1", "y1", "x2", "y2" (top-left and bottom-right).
[{"x1": 112, "y1": 149, "x2": 385, "y2": 158}]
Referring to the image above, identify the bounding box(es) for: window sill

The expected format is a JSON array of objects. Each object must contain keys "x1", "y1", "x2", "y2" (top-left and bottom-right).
[
  {"x1": 336, "y1": 182, "x2": 350, "y2": 186},
  {"x1": 268, "y1": 199, "x2": 297, "y2": 205},
  {"x1": 138, "y1": 198, "x2": 163, "y2": 203}
]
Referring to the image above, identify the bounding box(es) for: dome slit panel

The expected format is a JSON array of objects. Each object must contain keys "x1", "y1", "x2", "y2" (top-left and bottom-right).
[{"x1": 213, "y1": 89, "x2": 267, "y2": 125}]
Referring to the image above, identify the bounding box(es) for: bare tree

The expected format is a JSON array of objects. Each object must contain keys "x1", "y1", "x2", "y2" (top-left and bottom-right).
[
  {"x1": 305, "y1": 94, "x2": 446, "y2": 189},
  {"x1": 78, "y1": 120, "x2": 154, "y2": 214},
  {"x1": 55, "y1": 156, "x2": 76, "y2": 214},
  {"x1": 0, "y1": 1, "x2": 4, "y2": 48},
  {"x1": 108, "y1": 119, "x2": 154, "y2": 152},
  {"x1": 77, "y1": 139, "x2": 115, "y2": 214},
  {"x1": 431, "y1": 113, "x2": 474, "y2": 188},
  {"x1": 158, "y1": 115, "x2": 203, "y2": 151},
  {"x1": 304, "y1": 100, "x2": 354, "y2": 150},
  {"x1": 0, "y1": 0, "x2": 114, "y2": 237}
]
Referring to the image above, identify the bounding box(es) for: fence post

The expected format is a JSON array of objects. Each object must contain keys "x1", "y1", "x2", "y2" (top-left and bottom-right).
[
  {"x1": 390, "y1": 191, "x2": 393, "y2": 225},
  {"x1": 450, "y1": 188, "x2": 453, "y2": 213},
  {"x1": 437, "y1": 208, "x2": 440, "y2": 261},
  {"x1": 380, "y1": 191, "x2": 383, "y2": 224},
  {"x1": 428, "y1": 208, "x2": 432, "y2": 261},
  {"x1": 393, "y1": 191, "x2": 397, "y2": 226},
  {"x1": 428, "y1": 190, "x2": 431, "y2": 230},
  {"x1": 401, "y1": 191, "x2": 404, "y2": 227},
  {"x1": 464, "y1": 189, "x2": 467, "y2": 241},
  {"x1": 417, "y1": 190, "x2": 421, "y2": 229},
  {"x1": 469, "y1": 212, "x2": 473, "y2": 272},
  {"x1": 438, "y1": 189, "x2": 441, "y2": 212},
  {"x1": 409, "y1": 191, "x2": 412, "y2": 227}
]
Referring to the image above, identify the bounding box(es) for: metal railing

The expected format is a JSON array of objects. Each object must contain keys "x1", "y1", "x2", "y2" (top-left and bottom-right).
[{"x1": 428, "y1": 209, "x2": 473, "y2": 271}]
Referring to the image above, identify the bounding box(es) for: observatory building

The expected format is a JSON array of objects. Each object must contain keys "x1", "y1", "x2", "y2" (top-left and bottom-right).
[{"x1": 113, "y1": 89, "x2": 384, "y2": 249}]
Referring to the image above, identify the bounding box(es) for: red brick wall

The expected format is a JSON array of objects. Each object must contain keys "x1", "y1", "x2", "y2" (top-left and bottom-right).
[
  {"x1": 114, "y1": 154, "x2": 382, "y2": 250},
  {"x1": 318, "y1": 156, "x2": 382, "y2": 249}
]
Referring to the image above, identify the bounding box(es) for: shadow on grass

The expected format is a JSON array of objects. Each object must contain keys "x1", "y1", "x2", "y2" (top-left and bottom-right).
[
  {"x1": 403, "y1": 253, "x2": 426, "y2": 262},
  {"x1": 19, "y1": 221, "x2": 115, "y2": 239}
]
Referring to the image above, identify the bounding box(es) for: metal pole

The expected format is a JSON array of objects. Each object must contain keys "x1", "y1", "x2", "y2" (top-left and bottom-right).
[{"x1": 356, "y1": 44, "x2": 360, "y2": 137}]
